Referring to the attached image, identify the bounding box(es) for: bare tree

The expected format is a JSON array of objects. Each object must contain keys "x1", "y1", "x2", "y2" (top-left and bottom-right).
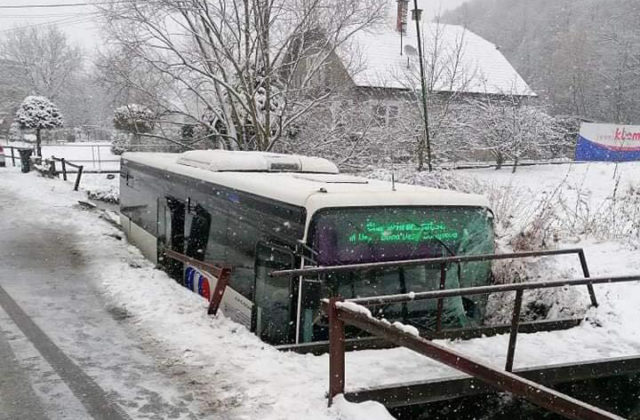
[
  {"x1": 99, "y1": 0, "x2": 385, "y2": 151},
  {"x1": 462, "y1": 94, "x2": 568, "y2": 172},
  {"x1": 0, "y1": 26, "x2": 82, "y2": 101}
]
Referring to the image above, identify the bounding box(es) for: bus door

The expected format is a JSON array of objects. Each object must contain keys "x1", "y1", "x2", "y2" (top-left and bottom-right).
[
  {"x1": 158, "y1": 196, "x2": 186, "y2": 281},
  {"x1": 185, "y1": 204, "x2": 211, "y2": 261},
  {"x1": 298, "y1": 277, "x2": 322, "y2": 343},
  {"x1": 253, "y1": 242, "x2": 295, "y2": 345}
]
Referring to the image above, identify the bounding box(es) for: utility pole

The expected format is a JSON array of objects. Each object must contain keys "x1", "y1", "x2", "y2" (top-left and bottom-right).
[{"x1": 412, "y1": 0, "x2": 432, "y2": 171}]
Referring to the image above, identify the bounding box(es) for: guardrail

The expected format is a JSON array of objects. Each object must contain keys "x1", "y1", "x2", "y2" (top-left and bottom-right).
[
  {"x1": 49, "y1": 156, "x2": 84, "y2": 191},
  {"x1": 321, "y1": 272, "x2": 640, "y2": 419},
  {"x1": 271, "y1": 248, "x2": 598, "y2": 336},
  {"x1": 1, "y1": 145, "x2": 25, "y2": 167},
  {"x1": 268, "y1": 249, "x2": 640, "y2": 418},
  {"x1": 163, "y1": 249, "x2": 232, "y2": 315}
]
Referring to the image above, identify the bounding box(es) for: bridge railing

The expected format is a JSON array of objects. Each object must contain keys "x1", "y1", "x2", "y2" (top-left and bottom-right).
[
  {"x1": 268, "y1": 249, "x2": 640, "y2": 418},
  {"x1": 321, "y1": 271, "x2": 640, "y2": 419}
]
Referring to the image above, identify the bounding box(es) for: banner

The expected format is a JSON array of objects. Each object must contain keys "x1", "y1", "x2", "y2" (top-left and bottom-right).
[{"x1": 576, "y1": 123, "x2": 640, "y2": 161}]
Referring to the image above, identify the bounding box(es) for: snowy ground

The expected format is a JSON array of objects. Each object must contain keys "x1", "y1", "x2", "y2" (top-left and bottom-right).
[
  {"x1": 4, "y1": 141, "x2": 119, "y2": 171},
  {"x1": 2, "y1": 160, "x2": 640, "y2": 419},
  {"x1": 2, "y1": 141, "x2": 121, "y2": 203}
]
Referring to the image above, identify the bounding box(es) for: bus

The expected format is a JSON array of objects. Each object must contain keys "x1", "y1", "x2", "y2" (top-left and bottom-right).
[{"x1": 120, "y1": 150, "x2": 495, "y2": 345}]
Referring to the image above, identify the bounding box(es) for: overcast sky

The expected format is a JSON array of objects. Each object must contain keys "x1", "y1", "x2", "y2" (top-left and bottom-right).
[{"x1": 0, "y1": 0, "x2": 470, "y2": 54}]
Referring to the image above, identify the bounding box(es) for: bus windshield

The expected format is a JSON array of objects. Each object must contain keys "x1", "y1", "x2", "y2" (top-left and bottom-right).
[{"x1": 308, "y1": 206, "x2": 494, "y2": 330}]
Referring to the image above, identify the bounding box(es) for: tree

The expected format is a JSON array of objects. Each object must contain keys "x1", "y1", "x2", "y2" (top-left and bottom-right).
[
  {"x1": 112, "y1": 104, "x2": 156, "y2": 151},
  {"x1": 444, "y1": 0, "x2": 640, "y2": 124},
  {"x1": 99, "y1": 0, "x2": 385, "y2": 151},
  {"x1": 0, "y1": 26, "x2": 82, "y2": 101},
  {"x1": 462, "y1": 95, "x2": 568, "y2": 172},
  {"x1": 15, "y1": 96, "x2": 64, "y2": 157},
  {"x1": 113, "y1": 104, "x2": 155, "y2": 134}
]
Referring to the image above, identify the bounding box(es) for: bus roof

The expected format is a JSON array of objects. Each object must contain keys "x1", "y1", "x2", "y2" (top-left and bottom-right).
[{"x1": 122, "y1": 152, "x2": 491, "y2": 213}]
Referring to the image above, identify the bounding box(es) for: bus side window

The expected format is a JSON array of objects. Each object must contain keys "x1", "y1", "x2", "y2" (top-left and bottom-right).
[
  {"x1": 254, "y1": 242, "x2": 295, "y2": 345},
  {"x1": 185, "y1": 205, "x2": 211, "y2": 261}
]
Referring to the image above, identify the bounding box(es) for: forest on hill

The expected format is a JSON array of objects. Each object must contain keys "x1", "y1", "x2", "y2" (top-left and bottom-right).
[{"x1": 444, "y1": 0, "x2": 640, "y2": 124}]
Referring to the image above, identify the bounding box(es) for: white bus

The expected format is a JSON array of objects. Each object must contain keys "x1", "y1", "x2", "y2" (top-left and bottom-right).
[{"x1": 120, "y1": 150, "x2": 494, "y2": 345}]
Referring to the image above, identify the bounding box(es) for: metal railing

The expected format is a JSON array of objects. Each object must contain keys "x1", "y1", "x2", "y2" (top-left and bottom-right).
[
  {"x1": 49, "y1": 156, "x2": 84, "y2": 191},
  {"x1": 322, "y1": 271, "x2": 640, "y2": 419},
  {"x1": 268, "y1": 248, "x2": 640, "y2": 418},
  {"x1": 1, "y1": 145, "x2": 25, "y2": 167},
  {"x1": 322, "y1": 272, "x2": 640, "y2": 418},
  {"x1": 163, "y1": 249, "x2": 232, "y2": 315},
  {"x1": 271, "y1": 248, "x2": 598, "y2": 335}
]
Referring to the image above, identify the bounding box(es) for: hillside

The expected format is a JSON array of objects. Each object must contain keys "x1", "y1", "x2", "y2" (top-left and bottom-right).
[{"x1": 443, "y1": 0, "x2": 640, "y2": 124}]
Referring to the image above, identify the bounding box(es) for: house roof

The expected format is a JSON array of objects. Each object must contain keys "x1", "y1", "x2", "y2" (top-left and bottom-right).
[{"x1": 338, "y1": 2, "x2": 535, "y2": 96}]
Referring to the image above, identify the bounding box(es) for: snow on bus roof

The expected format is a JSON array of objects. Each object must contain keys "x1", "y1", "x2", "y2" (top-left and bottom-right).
[
  {"x1": 177, "y1": 149, "x2": 339, "y2": 174},
  {"x1": 122, "y1": 152, "x2": 490, "y2": 211}
]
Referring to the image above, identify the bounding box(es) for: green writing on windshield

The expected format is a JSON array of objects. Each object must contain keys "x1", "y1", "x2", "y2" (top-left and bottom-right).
[{"x1": 347, "y1": 220, "x2": 459, "y2": 244}]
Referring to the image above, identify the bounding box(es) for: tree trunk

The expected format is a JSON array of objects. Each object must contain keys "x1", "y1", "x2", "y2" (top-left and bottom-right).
[
  {"x1": 512, "y1": 156, "x2": 519, "y2": 173},
  {"x1": 36, "y1": 128, "x2": 42, "y2": 157},
  {"x1": 495, "y1": 152, "x2": 503, "y2": 170},
  {"x1": 417, "y1": 134, "x2": 425, "y2": 171}
]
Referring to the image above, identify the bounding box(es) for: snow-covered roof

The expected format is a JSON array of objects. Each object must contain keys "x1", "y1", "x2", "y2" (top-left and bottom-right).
[
  {"x1": 123, "y1": 152, "x2": 490, "y2": 215},
  {"x1": 339, "y1": 1, "x2": 535, "y2": 96}
]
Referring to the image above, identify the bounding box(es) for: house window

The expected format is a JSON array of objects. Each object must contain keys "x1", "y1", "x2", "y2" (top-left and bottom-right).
[
  {"x1": 372, "y1": 104, "x2": 400, "y2": 127},
  {"x1": 374, "y1": 104, "x2": 387, "y2": 125}
]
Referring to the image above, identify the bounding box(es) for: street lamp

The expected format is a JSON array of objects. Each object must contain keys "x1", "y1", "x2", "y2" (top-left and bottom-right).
[{"x1": 412, "y1": 0, "x2": 432, "y2": 172}]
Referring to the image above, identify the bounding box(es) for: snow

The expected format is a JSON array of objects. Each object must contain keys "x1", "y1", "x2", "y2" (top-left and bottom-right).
[
  {"x1": 176, "y1": 149, "x2": 339, "y2": 174},
  {"x1": 340, "y1": 0, "x2": 535, "y2": 96},
  {"x1": 5, "y1": 140, "x2": 120, "y2": 202},
  {"x1": 4, "y1": 159, "x2": 640, "y2": 418},
  {"x1": 336, "y1": 301, "x2": 373, "y2": 318},
  {"x1": 391, "y1": 321, "x2": 420, "y2": 337}
]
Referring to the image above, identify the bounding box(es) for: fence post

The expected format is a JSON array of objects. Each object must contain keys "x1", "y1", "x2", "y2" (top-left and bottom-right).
[
  {"x1": 328, "y1": 297, "x2": 345, "y2": 406},
  {"x1": 50, "y1": 156, "x2": 57, "y2": 177},
  {"x1": 61, "y1": 158, "x2": 67, "y2": 181},
  {"x1": 208, "y1": 267, "x2": 231, "y2": 315},
  {"x1": 74, "y1": 165, "x2": 84, "y2": 191},
  {"x1": 10, "y1": 147, "x2": 15, "y2": 167},
  {"x1": 505, "y1": 289, "x2": 524, "y2": 372},
  {"x1": 578, "y1": 250, "x2": 598, "y2": 307}
]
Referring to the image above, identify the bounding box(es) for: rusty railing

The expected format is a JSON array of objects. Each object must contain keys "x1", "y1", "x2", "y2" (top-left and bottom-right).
[
  {"x1": 163, "y1": 249, "x2": 232, "y2": 315},
  {"x1": 321, "y1": 272, "x2": 640, "y2": 419},
  {"x1": 271, "y1": 248, "x2": 598, "y2": 336}
]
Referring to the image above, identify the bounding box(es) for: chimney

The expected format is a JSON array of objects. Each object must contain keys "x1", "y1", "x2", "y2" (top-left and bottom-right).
[{"x1": 396, "y1": 0, "x2": 409, "y2": 33}]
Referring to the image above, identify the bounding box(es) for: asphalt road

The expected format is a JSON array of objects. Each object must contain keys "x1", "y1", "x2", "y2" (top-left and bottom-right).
[{"x1": 0, "y1": 186, "x2": 200, "y2": 419}]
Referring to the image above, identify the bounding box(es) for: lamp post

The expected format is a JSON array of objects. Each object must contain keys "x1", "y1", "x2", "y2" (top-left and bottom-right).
[{"x1": 412, "y1": 0, "x2": 432, "y2": 172}]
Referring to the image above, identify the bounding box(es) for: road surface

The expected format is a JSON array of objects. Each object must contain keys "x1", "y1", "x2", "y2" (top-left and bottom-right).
[{"x1": 0, "y1": 175, "x2": 205, "y2": 419}]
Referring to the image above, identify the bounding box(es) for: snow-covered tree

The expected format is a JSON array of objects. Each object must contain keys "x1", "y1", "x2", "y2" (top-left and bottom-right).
[
  {"x1": 0, "y1": 26, "x2": 82, "y2": 101},
  {"x1": 112, "y1": 104, "x2": 156, "y2": 150},
  {"x1": 15, "y1": 96, "x2": 63, "y2": 157},
  {"x1": 462, "y1": 95, "x2": 568, "y2": 171},
  {"x1": 113, "y1": 104, "x2": 155, "y2": 134},
  {"x1": 99, "y1": 0, "x2": 385, "y2": 151},
  {"x1": 8, "y1": 121, "x2": 21, "y2": 142}
]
